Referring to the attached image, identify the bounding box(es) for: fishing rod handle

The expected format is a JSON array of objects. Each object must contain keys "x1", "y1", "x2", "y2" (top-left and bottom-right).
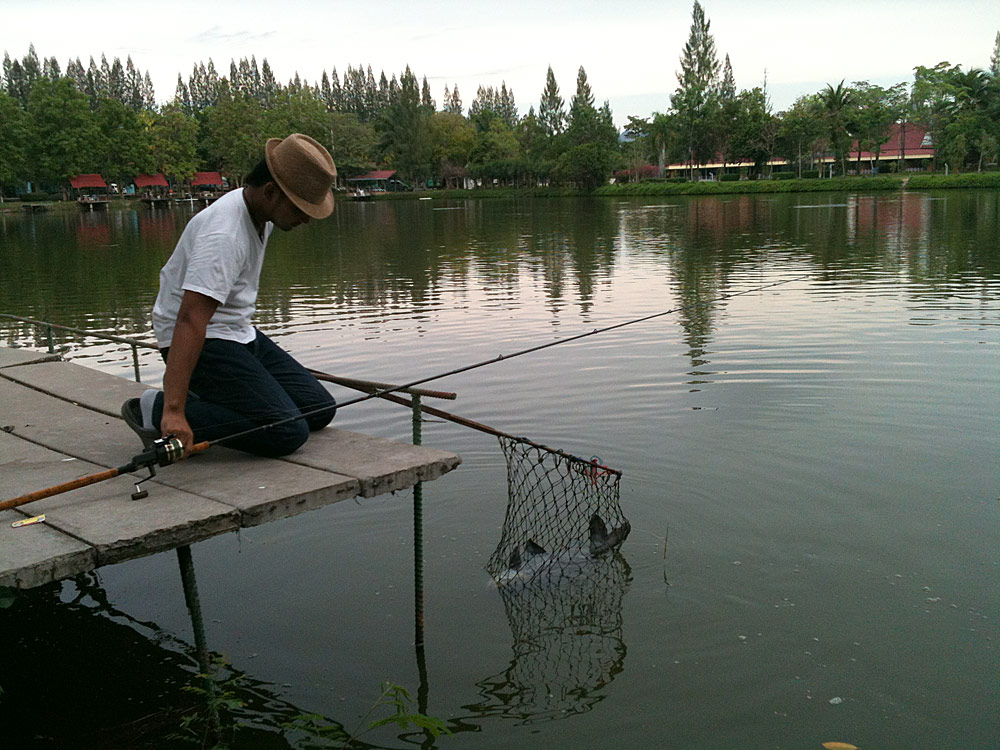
[{"x1": 0, "y1": 467, "x2": 121, "y2": 512}]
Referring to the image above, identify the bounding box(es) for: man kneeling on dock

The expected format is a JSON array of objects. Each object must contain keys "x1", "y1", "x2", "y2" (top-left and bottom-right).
[{"x1": 122, "y1": 134, "x2": 338, "y2": 458}]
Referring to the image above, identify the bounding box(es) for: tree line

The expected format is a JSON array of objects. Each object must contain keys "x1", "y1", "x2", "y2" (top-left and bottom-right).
[{"x1": 2, "y1": 6, "x2": 999, "y2": 198}]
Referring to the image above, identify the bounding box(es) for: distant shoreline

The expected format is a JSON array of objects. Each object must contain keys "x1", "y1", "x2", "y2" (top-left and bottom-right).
[
  {"x1": 369, "y1": 172, "x2": 1000, "y2": 200},
  {"x1": 5, "y1": 172, "x2": 996, "y2": 213}
]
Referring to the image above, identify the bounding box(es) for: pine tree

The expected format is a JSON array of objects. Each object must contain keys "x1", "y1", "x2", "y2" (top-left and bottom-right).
[
  {"x1": 444, "y1": 83, "x2": 462, "y2": 115},
  {"x1": 671, "y1": 0, "x2": 722, "y2": 172},
  {"x1": 377, "y1": 70, "x2": 390, "y2": 110},
  {"x1": 66, "y1": 57, "x2": 87, "y2": 91},
  {"x1": 141, "y1": 72, "x2": 156, "y2": 111},
  {"x1": 109, "y1": 56, "x2": 126, "y2": 103},
  {"x1": 991, "y1": 31, "x2": 1000, "y2": 77},
  {"x1": 188, "y1": 63, "x2": 205, "y2": 110},
  {"x1": 469, "y1": 85, "x2": 501, "y2": 130},
  {"x1": 321, "y1": 70, "x2": 333, "y2": 111},
  {"x1": 5, "y1": 58, "x2": 26, "y2": 105},
  {"x1": 125, "y1": 56, "x2": 144, "y2": 111},
  {"x1": 86, "y1": 56, "x2": 105, "y2": 105},
  {"x1": 365, "y1": 65, "x2": 378, "y2": 118},
  {"x1": 42, "y1": 56, "x2": 60, "y2": 81},
  {"x1": 248, "y1": 56, "x2": 262, "y2": 100},
  {"x1": 205, "y1": 59, "x2": 220, "y2": 106},
  {"x1": 260, "y1": 58, "x2": 277, "y2": 108},
  {"x1": 539, "y1": 66, "x2": 565, "y2": 137},
  {"x1": 499, "y1": 82, "x2": 517, "y2": 127},
  {"x1": 174, "y1": 74, "x2": 192, "y2": 113},
  {"x1": 230, "y1": 59, "x2": 241, "y2": 94},
  {"x1": 421, "y1": 75, "x2": 435, "y2": 110},
  {"x1": 720, "y1": 54, "x2": 736, "y2": 101},
  {"x1": 0, "y1": 50, "x2": 14, "y2": 96},
  {"x1": 22, "y1": 44, "x2": 40, "y2": 90},
  {"x1": 568, "y1": 65, "x2": 596, "y2": 136},
  {"x1": 100, "y1": 54, "x2": 111, "y2": 93},
  {"x1": 329, "y1": 67, "x2": 342, "y2": 111}
]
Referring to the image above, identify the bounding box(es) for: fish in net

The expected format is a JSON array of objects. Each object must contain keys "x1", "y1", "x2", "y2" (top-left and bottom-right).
[{"x1": 486, "y1": 435, "x2": 630, "y2": 584}]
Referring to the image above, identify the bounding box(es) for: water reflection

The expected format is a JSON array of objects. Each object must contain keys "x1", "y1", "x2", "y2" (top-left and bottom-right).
[
  {"x1": 463, "y1": 553, "x2": 631, "y2": 725},
  {"x1": 0, "y1": 576, "x2": 307, "y2": 748},
  {"x1": 2, "y1": 192, "x2": 996, "y2": 358}
]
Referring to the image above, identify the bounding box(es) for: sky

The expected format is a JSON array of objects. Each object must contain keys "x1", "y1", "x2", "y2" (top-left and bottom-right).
[{"x1": 4, "y1": 0, "x2": 999, "y2": 127}]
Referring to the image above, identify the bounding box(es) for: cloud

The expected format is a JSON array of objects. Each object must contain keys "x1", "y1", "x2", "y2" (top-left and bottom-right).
[{"x1": 187, "y1": 26, "x2": 276, "y2": 45}]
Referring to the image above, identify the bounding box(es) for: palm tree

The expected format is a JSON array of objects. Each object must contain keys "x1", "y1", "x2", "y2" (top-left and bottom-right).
[{"x1": 821, "y1": 80, "x2": 854, "y2": 175}]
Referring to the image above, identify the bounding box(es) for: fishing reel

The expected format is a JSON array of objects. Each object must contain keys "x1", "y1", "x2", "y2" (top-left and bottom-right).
[{"x1": 129, "y1": 435, "x2": 185, "y2": 500}]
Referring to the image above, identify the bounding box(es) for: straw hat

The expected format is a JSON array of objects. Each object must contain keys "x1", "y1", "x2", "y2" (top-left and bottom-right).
[{"x1": 264, "y1": 134, "x2": 337, "y2": 219}]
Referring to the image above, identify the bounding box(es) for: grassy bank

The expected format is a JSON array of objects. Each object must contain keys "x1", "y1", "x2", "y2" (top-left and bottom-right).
[{"x1": 373, "y1": 171, "x2": 999, "y2": 201}]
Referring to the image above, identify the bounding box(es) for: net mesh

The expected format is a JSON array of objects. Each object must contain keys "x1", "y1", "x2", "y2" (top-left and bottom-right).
[
  {"x1": 485, "y1": 436, "x2": 628, "y2": 582},
  {"x1": 464, "y1": 552, "x2": 631, "y2": 723}
]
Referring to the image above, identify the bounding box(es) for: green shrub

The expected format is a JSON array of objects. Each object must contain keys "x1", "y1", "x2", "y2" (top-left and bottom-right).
[
  {"x1": 719, "y1": 173, "x2": 740, "y2": 182},
  {"x1": 20, "y1": 193, "x2": 53, "y2": 202},
  {"x1": 906, "y1": 172, "x2": 1000, "y2": 189},
  {"x1": 801, "y1": 170, "x2": 820, "y2": 179},
  {"x1": 773, "y1": 172, "x2": 796, "y2": 180}
]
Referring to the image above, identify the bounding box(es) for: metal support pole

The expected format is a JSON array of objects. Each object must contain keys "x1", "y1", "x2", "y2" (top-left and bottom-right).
[
  {"x1": 411, "y1": 395, "x2": 424, "y2": 648},
  {"x1": 131, "y1": 343, "x2": 141, "y2": 383},
  {"x1": 410, "y1": 394, "x2": 431, "y2": 725},
  {"x1": 46, "y1": 325, "x2": 54, "y2": 353},
  {"x1": 177, "y1": 545, "x2": 220, "y2": 735}
]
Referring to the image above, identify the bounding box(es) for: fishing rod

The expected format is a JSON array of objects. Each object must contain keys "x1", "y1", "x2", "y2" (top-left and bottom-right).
[
  {"x1": 240, "y1": 272, "x2": 816, "y2": 430},
  {"x1": 1, "y1": 273, "x2": 811, "y2": 510},
  {"x1": 0, "y1": 435, "x2": 186, "y2": 511}
]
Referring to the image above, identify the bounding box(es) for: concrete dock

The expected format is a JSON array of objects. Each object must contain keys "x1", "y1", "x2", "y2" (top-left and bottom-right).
[{"x1": 0, "y1": 346, "x2": 461, "y2": 589}]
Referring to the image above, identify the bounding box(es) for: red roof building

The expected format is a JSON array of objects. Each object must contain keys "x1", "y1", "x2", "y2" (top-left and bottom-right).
[
  {"x1": 848, "y1": 122, "x2": 935, "y2": 162},
  {"x1": 69, "y1": 174, "x2": 107, "y2": 189},
  {"x1": 191, "y1": 171, "x2": 224, "y2": 187},
  {"x1": 348, "y1": 170, "x2": 397, "y2": 181},
  {"x1": 133, "y1": 173, "x2": 169, "y2": 188}
]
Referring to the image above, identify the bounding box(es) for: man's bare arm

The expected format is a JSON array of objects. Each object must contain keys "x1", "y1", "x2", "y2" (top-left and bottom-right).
[{"x1": 160, "y1": 290, "x2": 219, "y2": 455}]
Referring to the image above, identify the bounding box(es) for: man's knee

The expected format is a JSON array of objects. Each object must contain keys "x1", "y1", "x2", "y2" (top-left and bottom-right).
[
  {"x1": 256, "y1": 420, "x2": 310, "y2": 457},
  {"x1": 304, "y1": 392, "x2": 337, "y2": 431}
]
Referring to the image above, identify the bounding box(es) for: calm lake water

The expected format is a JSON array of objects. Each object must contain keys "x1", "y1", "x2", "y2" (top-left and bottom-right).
[{"x1": 1, "y1": 191, "x2": 998, "y2": 749}]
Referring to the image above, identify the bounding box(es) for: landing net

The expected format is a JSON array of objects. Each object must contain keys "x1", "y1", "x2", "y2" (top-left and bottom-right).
[{"x1": 485, "y1": 436, "x2": 627, "y2": 581}]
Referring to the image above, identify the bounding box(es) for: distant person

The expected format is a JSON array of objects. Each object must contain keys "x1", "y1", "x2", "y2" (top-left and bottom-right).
[{"x1": 122, "y1": 134, "x2": 338, "y2": 457}]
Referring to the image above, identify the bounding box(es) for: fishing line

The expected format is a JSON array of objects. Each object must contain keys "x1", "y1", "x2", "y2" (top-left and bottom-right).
[
  {"x1": 206, "y1": 272, "x2": 815, "y2": 448},
  {"x1": 1, "y1": 272, "x2": 812, "y2": 510}
]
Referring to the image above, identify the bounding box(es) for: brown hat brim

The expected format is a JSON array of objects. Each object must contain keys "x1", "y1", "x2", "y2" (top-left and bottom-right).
[{"x1": 265, "y1": 136, "x2": 336, "y2": 220}]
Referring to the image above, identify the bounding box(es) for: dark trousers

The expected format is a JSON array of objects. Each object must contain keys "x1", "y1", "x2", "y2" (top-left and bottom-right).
[{"x1": 153, "y1": 329, "x2": 336, "y2": 457}]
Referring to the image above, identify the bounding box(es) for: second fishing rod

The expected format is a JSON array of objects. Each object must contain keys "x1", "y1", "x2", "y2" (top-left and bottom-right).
[{"x1": 197, "y1": 272, "x2": 814, "y2": 450}]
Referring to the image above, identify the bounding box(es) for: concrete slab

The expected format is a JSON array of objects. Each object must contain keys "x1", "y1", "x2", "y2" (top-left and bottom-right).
[
  {"x1": 144, "y1": 448, "x2": 361, "y2": 527},
  {"x1": 0, "y1": 348, "x2": 62, "y2": 369},
  {"x1": 0, "y1": 509, "x2": 96, "y2": 588},
  {"x1": 0, "y1": 376, "x2": 140, "y2": 467},
  {"x1": 0, "y1": 359, "x2": 147, "y2": 416},
  {"x1": 294, "y1": 428, "x2": 463, "y2": 497},
  {"x1": 0, "y1": 345, "x2": 462, "y2": 589}
]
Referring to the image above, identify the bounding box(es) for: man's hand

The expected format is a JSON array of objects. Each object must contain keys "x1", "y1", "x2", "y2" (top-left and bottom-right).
[{"x1": 160, "y1": 407, "x2": 195, "y2": 457}]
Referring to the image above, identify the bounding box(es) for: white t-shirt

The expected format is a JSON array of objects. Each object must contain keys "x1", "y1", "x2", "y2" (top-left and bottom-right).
[{"x1": 152, "y1": 189, "x2": 273, "y2": 347}]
